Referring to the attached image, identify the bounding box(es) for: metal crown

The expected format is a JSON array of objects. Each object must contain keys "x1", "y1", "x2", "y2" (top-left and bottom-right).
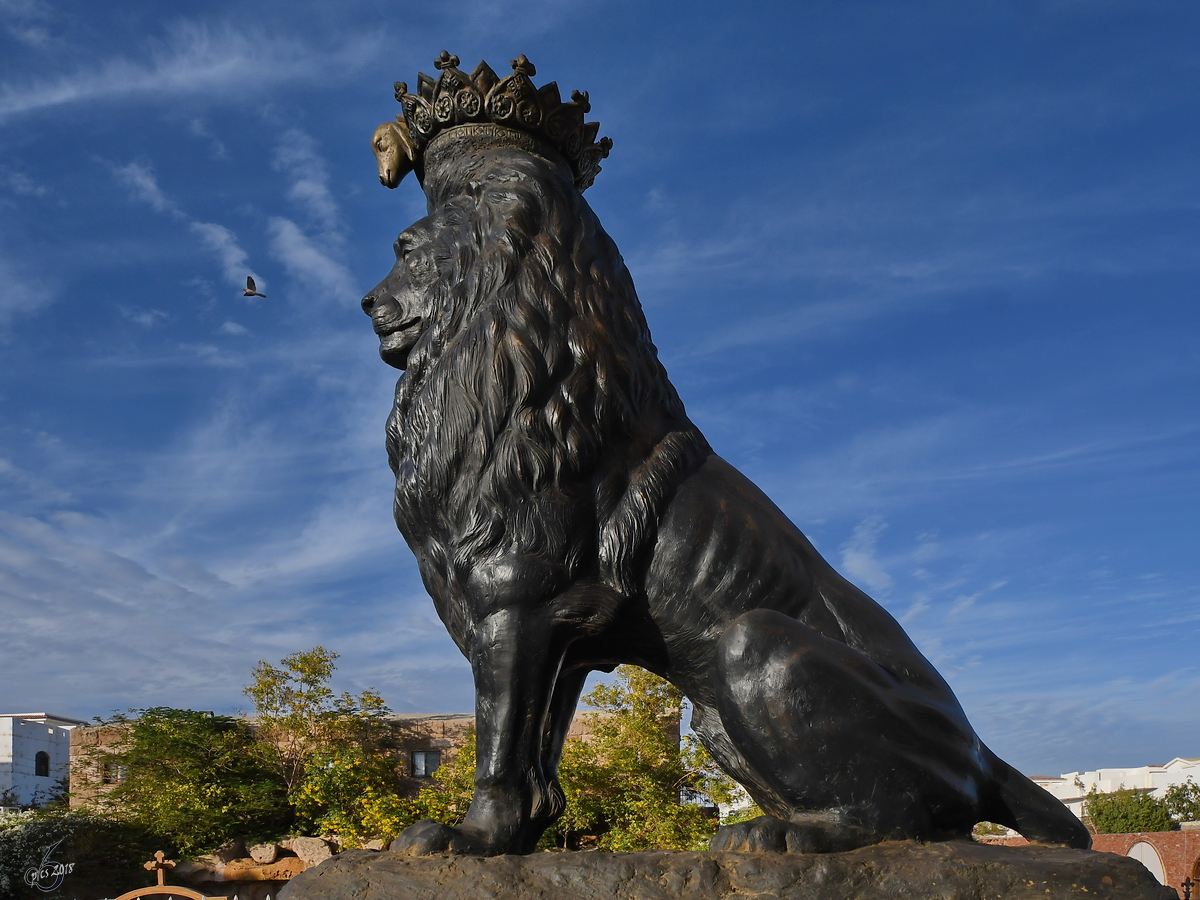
[{"x1": 394, "y1": 52, "x2": 613, "y2": 191}]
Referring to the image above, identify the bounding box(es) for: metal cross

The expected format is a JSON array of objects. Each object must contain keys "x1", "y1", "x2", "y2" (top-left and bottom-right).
[
  {"x1": 1182, "y1": 876, "x2": 1194, "y2": 900},
  {"x1": 142, "y1": 851, "x2": 175, "y2": 887}
]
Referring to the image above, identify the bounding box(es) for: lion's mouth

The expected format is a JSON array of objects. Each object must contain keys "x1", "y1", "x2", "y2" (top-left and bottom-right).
[
  {"x1": 375, "y1": 315, "x2": 421, "y2": 337},
  {"x1": 376, "y1": 317, "x2": 423, "y2": 369}
]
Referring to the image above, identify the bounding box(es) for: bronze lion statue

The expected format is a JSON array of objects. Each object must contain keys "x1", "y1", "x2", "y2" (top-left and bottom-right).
[{"x1": 361, "y1": 53, "x2": 1090, "y2": 856}]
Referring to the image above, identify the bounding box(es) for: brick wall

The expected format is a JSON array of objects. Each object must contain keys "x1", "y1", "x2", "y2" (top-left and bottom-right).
[{"x1": 1091, "y1": 831, "x2": 1200, "y2": 892}]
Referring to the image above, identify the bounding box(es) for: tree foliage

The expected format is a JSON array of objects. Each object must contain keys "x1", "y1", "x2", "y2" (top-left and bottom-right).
[
  {"x1": 341, "y1": 668, "x2": 736, "y2": 851},
  {"x1": 72, "y1": 648, "x2": 399, "y2": 855},
  {"x1": 542, "y1": 666, "x2": 725, "y2": 851},
  {"x1": 244, "y1": 646, "x2": 392, "y2": 793},
  {"x1": 290, "y1": 743, "x2": 401, "y2": 841},
  {"x1": 1084, "y1": 785, "x2": 1175, "y2": 834},
  {"x1": 409, "y1": 727, "x2": 477, "y2": 827},
  {"x1": 87, "y1": 708, "x2": 290, "y2": 856},
  {"x1": 349, "y1": 728, "x2": 479, "y2": 844},
  {"x1": 972, "y1": 820, "x2": 1010, "y2": 836},
  {"x1": 244, "y1": 646, "x2": 401, "y2": 846},
  {"x1": 69, "y1": 653, "x2": 755, "y2": 855},
  {"x1": 1163, "y1": 778, "x2": 1200, "y2": 824},
  {"x1": 0, "y1": 809, "x2": 157, "y2": 900}
]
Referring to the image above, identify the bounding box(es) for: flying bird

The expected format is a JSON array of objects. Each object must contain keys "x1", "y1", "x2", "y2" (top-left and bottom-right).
[{"x1": 242, "y1": 276, "x2": 266, "y2": 298}]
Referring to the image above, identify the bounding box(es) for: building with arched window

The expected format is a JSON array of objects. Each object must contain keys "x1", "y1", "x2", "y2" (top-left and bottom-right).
[{"x1": 0, "y1": 712, "x2": 85, "y2": 809}]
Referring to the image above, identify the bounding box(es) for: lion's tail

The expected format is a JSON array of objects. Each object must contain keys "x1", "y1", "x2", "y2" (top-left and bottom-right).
[{"x1": 979, "y1": 746, "x2": 1092, "y2": 849}]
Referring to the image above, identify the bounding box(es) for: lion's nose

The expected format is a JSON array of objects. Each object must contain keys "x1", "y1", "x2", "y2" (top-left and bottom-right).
[{"x1": 361, "y1": 292, "x2": 377, "y2": 315}]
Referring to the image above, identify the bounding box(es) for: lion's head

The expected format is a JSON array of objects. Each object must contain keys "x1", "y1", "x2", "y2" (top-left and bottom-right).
[
  {"x1": 360, "y1": 214, "x2": 447, "y2": 370},
  {"x1": 364, "y1": 137, "x2": 709, "y2": 596}
]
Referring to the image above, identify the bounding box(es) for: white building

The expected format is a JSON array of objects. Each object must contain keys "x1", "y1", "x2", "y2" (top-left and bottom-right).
[
  {"x1": 1031, "y1": 757, "x2": 1200, "y2": 818},
  {"x1": 0, "y1": 712, "x2": 86, "y2": 809}
]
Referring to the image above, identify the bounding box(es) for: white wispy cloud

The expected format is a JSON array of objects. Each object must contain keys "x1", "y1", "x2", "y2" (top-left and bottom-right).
[
  {"x1": 265, "y1": 128, "x2": 357, "y2": 301},
  {"x1": 267, "y1": 216, "x2": 355, "y2": 300},
  {"x1": 0, "y1": 0, "x2": 53, "y2": 47},
  {"x1": 217, "y1": 492, "x2": 397, "y2": 586},
  {"x1": 119, "y1": 306, "x2": 169, "y2": 328},
  {"x1": 113, "y1": 161, "x2": 183, "y2": 218},
  {"x1": 0, "y1": 20, "x2": 379, "y2": 119},
  {"x1": 272, "y1": 129, "x2": 341, "y2": 239},
  {"x1": 0, "y1": 328, "x2": 448, "y2": 716},
  {"x1": 625, "y1": 77, "x2": 1200, "y2": 359},
  {"x1": 971, "y1": 669, "x2": 1200, "y2": 774},
  {"x1": 839, "y1": 514, "x2": 895, "y2": 595},
  {"x1": 0, "y1": 251, "x2": 52, "y2": 328},
  {"x1": 0, "y1": 457, "x2": 70, "y2": 505},
  {"x1": 188, "y1": 118, "x2": 227, "y2": 159},
  {"x1": 1, "y1": 168, "x2": 48, "y2": 197},
  {"x1": 190, "y1": 221, "x2": 256, "y2": 290},
  {"x1": 0, "y1": 510, "x2": 245, "y2": 709},
  {"x1": 112, "y1": 161, "x2": 262, "y2": 292}
]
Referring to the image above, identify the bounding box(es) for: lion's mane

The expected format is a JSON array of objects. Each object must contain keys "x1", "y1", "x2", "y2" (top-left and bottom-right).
[{"x1": 386, "y1": 146, "x2": 710, "y2": 603}]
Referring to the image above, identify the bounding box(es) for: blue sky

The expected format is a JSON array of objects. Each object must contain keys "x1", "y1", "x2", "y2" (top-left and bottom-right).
[{"x1": 0, "y1": 0, "x2": 1197, "y2": 776}]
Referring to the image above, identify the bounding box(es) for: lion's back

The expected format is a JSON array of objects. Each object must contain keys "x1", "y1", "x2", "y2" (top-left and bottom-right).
[{"x1": 644, "y1": 455, "x2": 949, "y2": 694}]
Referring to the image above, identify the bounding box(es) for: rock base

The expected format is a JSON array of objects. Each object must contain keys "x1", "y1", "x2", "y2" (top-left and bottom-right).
[{"x1": 278, "y1": 839, "x2": 1176, "y2": 900}]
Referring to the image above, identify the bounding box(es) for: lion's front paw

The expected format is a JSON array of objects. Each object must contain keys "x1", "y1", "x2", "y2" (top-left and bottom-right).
[{"x1": 390, "y1": 819, "x2": 478, "y2": 856}]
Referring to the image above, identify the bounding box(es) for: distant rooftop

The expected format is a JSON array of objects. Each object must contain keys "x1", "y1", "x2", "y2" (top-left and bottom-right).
[
  {"x1": 388, "y1": 713, "x2": 474, "y2": 720},
  {"x1": 1, "y1": 712, "x2": 89, "y2": 726}
]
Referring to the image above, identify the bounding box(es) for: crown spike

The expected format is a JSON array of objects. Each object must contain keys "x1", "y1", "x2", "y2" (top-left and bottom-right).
[
  {"x1": 417, "y1": 72, "x2": 436, "y2": 101},
  {"x1": 537, "y1": 82, "x2": 562, "y2": 107},
  {"x1": 385, "y1": 52, "x2": 611, "y2": 191},
  {"x1": 470, "y1": 60, "x2": 499, "y2": 92}
]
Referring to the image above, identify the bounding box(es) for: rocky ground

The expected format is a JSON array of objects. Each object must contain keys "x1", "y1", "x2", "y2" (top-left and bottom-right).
[{"x1": 276, "y1": 839, "x2": 1178, "y2": 900}]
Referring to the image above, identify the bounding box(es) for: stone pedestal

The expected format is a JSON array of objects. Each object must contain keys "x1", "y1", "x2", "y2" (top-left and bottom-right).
[{"x1": 278, "y1": 840, "x2": 1176, "y2": 900}]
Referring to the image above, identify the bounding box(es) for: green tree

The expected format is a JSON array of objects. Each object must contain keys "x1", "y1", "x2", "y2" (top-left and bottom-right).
[
  {"x1": 680, "y1": 730, "x2": 755, "y2": 823},
  {"x1": 1084, "y1": 785, "x2": 1174, "y2": 834},
  {"x1": 290, "y1": 743, "x2": 405, "y2": 842},
  {"x1": 972, "y1": 820, "x2": 1010, "y2": 836},
  {"x1": 341, "y1": 669, "x2": 744, "y2": 850},
  {"x1": 409, "y1": 727, "x2": 477, "y2": 827},
  {"x1": 346, "y1": 727, "x2": 480, "y2": 844},
  {"x1": 1164, "y1": 779, "x2": 1200, "y2": 824},
  {"x1": 245, "y1": 646, "x2": 401, "y2": 845},
  {"x1": 244, "y1": 646, "x2": 392, "y2": 793},
  {"x1": 0, "y1": 809, "x2": 157, "y2": 900},
  {"x1": 544, "y1": 666, "x2": 724, "y2": 851},
  {"x1": 86, "y1": 708, "x2": 290, "y2": 857}
]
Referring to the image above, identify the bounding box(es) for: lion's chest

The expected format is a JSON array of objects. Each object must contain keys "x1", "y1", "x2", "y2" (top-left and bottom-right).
[
  {"x1": 389, "y1": 449, "x2": 446, "y2": 548},
  {"x1": 387, "y1": 396, "x2": 585, "y2": 588}
]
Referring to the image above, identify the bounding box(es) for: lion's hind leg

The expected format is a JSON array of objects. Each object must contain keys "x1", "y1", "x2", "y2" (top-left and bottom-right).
[{"x1": 708, "y1": 609, "x2": 986, "y2": 852}]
